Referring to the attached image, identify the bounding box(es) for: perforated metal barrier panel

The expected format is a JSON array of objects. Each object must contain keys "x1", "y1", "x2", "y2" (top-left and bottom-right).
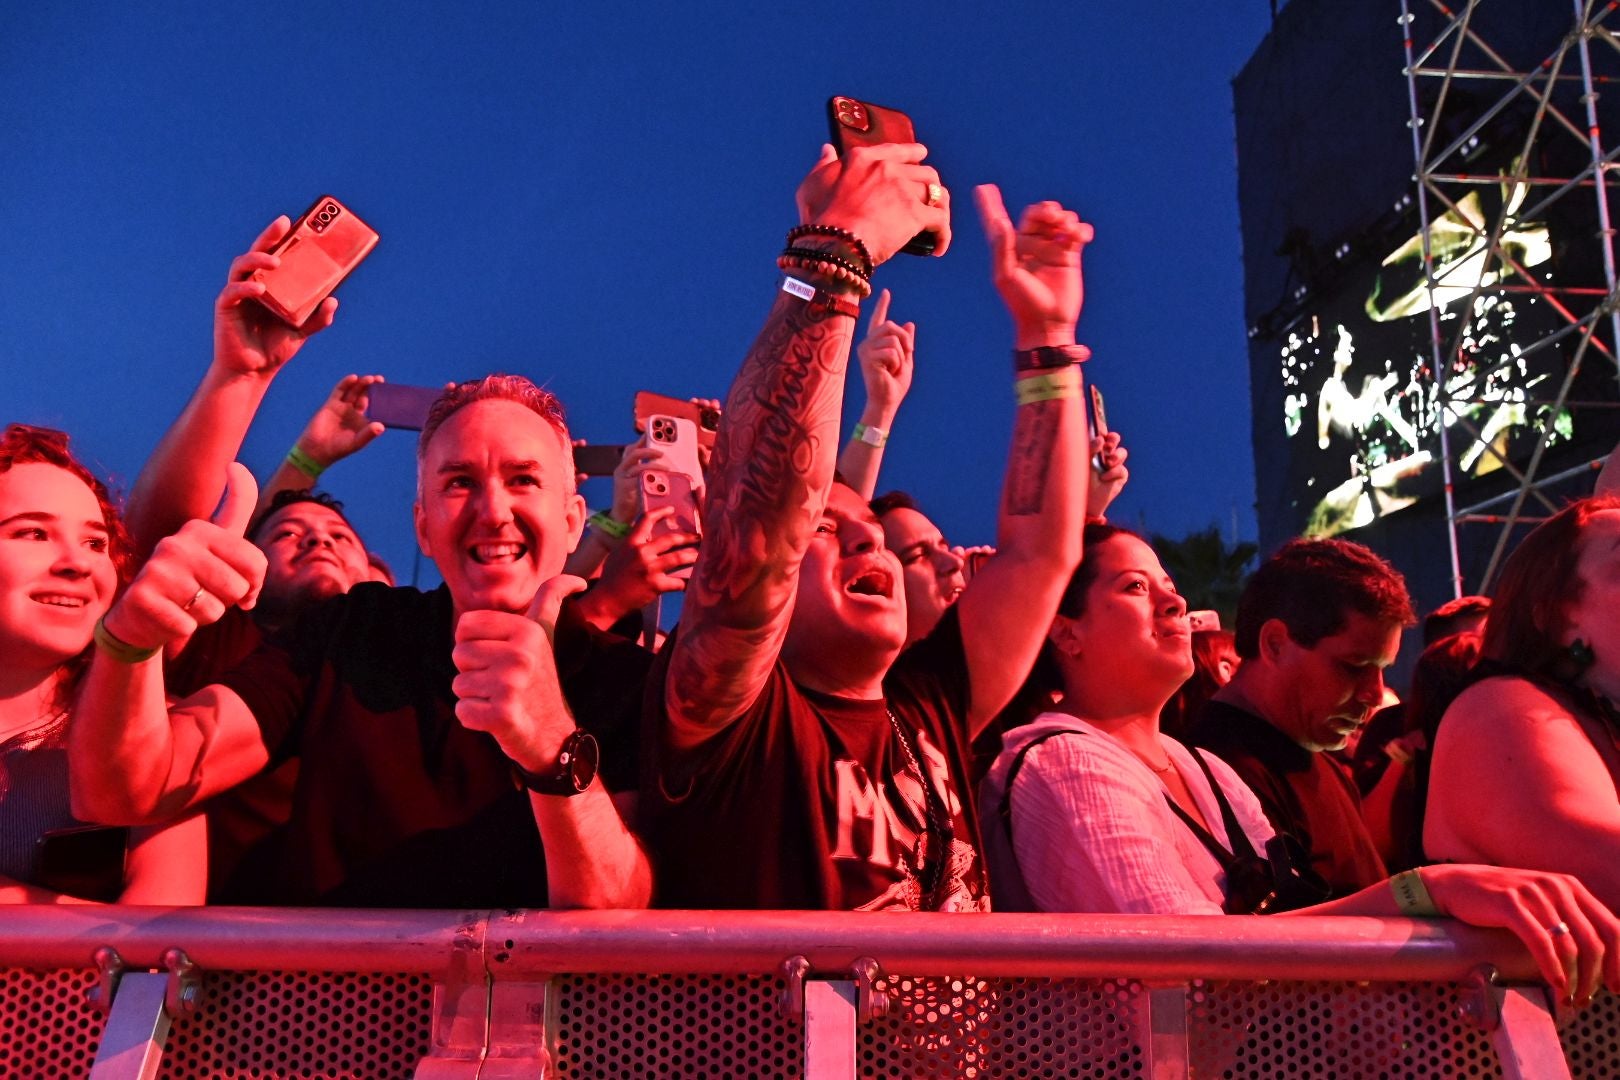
[
  {"x1": 4, "y1": 964, "x2": 1618, "y2": 1077},
  {"x1": 861, "y1": 975, "x2": 1145, "y2": 1078},
  {"x1": 154, "y1": 970, "x2": 432, "y2": 1080},
  {"x1": 0, "y1": 967, "x2": 103, "y2": 1080},
  {"x1": 550, "y1": 972, "x2": 804, "y2": 1079}
]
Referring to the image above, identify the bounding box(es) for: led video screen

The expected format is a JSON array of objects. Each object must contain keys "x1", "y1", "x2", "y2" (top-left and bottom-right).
[{"x1": 1273, "y1": 181, "x2": 1580, "y2": 538}]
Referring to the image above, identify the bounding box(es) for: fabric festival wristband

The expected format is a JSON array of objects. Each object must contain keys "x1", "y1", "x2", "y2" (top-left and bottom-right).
[
  {"x1": 1014, "y1": 370, "x2": 1082, "y2": 406},
  {"x1": 1013, "y1": 345, "x2": 1089, "y2": 373},
  {"x1": 587, "y1": 510, "x2": 631, "y2": 540},
  {"x1": 93, "y1": 617, "x2": 160, "y2": 664},
  {"x1": 285, "y1": 444, "x2": 326, "y2": 481},
  {"x1": 1390, "y1": 868, "x2": 1441, "y2": 917},
  {"x1": 852, "y1": 422, "x2": 888, "y2": 448},
  {"x1": 781, "y1": 276, "x2": 861, "y2": 319}
]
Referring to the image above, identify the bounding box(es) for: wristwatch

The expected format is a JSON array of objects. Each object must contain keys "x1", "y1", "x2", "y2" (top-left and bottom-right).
[{"x1": 511, "y1": 729, "x2": 600, "y2": 797}]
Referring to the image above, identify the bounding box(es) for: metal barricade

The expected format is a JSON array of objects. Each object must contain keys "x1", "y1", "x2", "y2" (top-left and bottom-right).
[{"x1": 1, "y1": 907, "x2": 1613, "y2": 1079}]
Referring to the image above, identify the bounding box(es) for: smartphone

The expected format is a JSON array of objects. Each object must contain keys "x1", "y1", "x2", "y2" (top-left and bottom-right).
[
  {"x1": 1088, "y1": 384, "x2": 1110, "y2": 474},
  {"x1": 633, "y1": 392, "x2": 719, "y2": 450},
  {"x1": 640, "y1": 469, "x2": 701, "y2": 580},
  {"x1": 645, "y1": 414, "x2": 704, "y2": 483},
  {"x1": 250, "y1": 195, "x2": 379, "y2": 326},
  {"x1": 827, "y1": 96, "x2": 937, "y2": 257},
  {"x1": 1188, "y1": 610, "x2": 1222, "y2": 633},
  {"x1": 574, "y1": 444, "x2": 627, "y2": 477},
  {"x1": 365, "y1": 382, "x2": 441, "y2": 431},
  {"x1": 36, "y1": 824, "x2": 128, "y2": 902}
]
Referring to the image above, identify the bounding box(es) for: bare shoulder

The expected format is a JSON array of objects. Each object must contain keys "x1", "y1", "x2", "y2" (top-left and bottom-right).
[{"x1": 1443, "y1": 675, "x2": 1569, "y2": 733}]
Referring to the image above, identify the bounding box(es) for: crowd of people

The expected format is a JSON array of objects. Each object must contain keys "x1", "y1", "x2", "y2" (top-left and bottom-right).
[{"x1": 6, "y1": 140, "x2": 1620, "y2": 1009}]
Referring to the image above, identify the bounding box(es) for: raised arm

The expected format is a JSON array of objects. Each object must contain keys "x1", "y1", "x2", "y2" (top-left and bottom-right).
[
  {"x1": 953, "y1": 187, "x2": 1092, "y2": 734},
  {"x1": 70, "y1": 465, "x2": 273, "y2": 824},
  {"x1": 125, "y1": 218, "x2": 337, "y2": 559},
  {"x1": 255, "y1": 374, "x2": 385, "y2": 514},
  {"x1": 665, "y1": 143, "x2": 951, "y2": 740},
  {"x1": 837, "y1": 289, "x2": 915, "y2": 500}
]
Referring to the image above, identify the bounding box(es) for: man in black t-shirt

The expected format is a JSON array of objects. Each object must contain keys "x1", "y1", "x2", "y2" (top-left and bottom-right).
[
  {"x1": 1188, "y1": 538, "x2": 1415, "y2": 898},
  {"x1": 646, "y1": 156, "x2": 1093, "y2": 910},
  {"x1": 71, "y1": 375, "x2": 653, "y2": 909}
]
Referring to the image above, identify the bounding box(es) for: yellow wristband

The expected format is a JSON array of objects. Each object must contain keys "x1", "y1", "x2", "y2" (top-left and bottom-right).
[
  {"x1": 587, "y1": 510, "x2": 631, "y2": 540},
  {"x1": 1014, "y1": 370, "x2": 1081, "y2": 406},
  {"x1": 93, "y1": 616, "x2": 160, "y2": 664},
  {"x1": 285, "y1": 444, "x2": 326, "y2": 481},
  {"x1": 1390, "y1": 868, "x2": 1441, "y2": 917}
]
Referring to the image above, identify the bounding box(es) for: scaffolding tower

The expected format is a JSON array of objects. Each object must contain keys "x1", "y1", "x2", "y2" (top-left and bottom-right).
[{"x1": 1400, "y1": 0, "x2": 1620, "y2": 597}]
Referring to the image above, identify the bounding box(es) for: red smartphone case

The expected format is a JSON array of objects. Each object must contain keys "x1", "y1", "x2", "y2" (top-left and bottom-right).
[{"x1": 251, "y1": 195, "x2": 379, "y2": 326}]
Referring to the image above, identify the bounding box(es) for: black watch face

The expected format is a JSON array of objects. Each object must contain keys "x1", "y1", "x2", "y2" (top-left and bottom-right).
[{"x1": 563, "y1": 730, "x2": 600, "y2": 792}]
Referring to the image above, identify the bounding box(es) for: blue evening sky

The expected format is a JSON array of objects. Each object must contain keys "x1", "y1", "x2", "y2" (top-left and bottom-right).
[{"x1": 2, "y1": 4, "x2": 1276, "y2": 587}]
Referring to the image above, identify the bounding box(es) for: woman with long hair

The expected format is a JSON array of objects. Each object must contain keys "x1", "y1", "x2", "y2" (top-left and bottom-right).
[
  {"x1": 1426, "y1": 495, "x2": 1620, "y2": 910},
  {"x1": 982, "y1": 523, "x2": 1620, "y2": 1004},
  {"x1": 0, "y1": 423, "x2": 203, "y2": 903}
]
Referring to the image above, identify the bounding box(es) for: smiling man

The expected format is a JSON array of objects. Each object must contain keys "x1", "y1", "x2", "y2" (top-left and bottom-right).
[
  {"x1": 643, "y1": 149, "x2": 1090, "y2": 912},
  {"x1": 1187, "y1": 537, "x2": 1414, "y2": 898},
  {"x1": 70, "y1": 375, "x2": 652, "y2": 909}
]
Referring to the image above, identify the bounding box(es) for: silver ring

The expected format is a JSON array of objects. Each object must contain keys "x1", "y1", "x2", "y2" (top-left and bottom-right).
[
  {"x1": 1548, "y1": 921, "x2": 1571, "y2": 939},
  {"x1": 183, "y1": 588, "x2": 204, "y2": 612},
  {"x1": 925, "y1": 182, "x2": 944, "y2": 207}
]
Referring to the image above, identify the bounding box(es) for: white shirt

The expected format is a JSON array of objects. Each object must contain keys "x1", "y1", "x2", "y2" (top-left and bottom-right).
[{"x1": 979, "y1": 713, "x2": 1276, "y2": 914}]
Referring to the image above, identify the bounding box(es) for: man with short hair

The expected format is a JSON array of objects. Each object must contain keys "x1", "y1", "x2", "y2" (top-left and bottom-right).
[
  {"x1": 645, "y1": 150, "x2": 1092, "y2": 911},
  {"x1": 1188, "y1": 537, "x2": 1415, "y2": 898},
  {"x1": 70, "y1": 373, "x2": 652, "y2": 909}
]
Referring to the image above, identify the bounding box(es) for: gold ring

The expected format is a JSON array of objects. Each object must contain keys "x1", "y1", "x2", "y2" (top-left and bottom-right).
[
  {"x1": 183, "y1": 588, "x2": 204, "y2": 612},
  {"x1": 925, "y1": 182, "x2": 944, "y2": 207}
]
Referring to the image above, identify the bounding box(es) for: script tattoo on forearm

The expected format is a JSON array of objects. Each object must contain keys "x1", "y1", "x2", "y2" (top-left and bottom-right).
[
  {"x1": 1006, "y1": 398, "x2": 1061, "y2": 516},
  {"x1": 667, "y1": 292, "x2": 854, "y2": 731}
]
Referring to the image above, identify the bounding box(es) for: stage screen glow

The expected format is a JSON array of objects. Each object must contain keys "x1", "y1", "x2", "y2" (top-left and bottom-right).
[{"x1": 1274, "y1": 181, "x2": 1577, "y2": 537}]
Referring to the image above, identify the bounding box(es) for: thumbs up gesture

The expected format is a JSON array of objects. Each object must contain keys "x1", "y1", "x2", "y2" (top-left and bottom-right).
[
  {"x1": 100, "y1": 463, "x2": 270, "y2": 651},
  {"x1": 451, "y1": 575, "x2": 588, "y2": 774}
]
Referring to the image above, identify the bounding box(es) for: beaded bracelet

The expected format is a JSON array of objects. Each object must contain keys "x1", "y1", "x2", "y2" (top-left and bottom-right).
[
  {"x1": 93, "y1": 616, "x2": 160, "y2": 664},
  {"x1": 285, "y1": 444, "x2": 326, "y2": 481},
  {"x1": 1390, "y1": 868, "x2": 1441, "y2": 917},
  {"x1": 781, "y1": 276, "x2": 860, "y2": 320},
  {"x1": 587, "y1": 510, "x2": 631, "y2": 541},
  {"x1": 786, "y1": 224, "x2": 874, "y2": 276},
  {"x1": 1014, "y1": 369, "x2": 1082, "y2": 406},
  {"x1": 1013, "y1": 345, "x2": 1090, "y2": 373},
  {"x1": 778, "y1": 247, "x2": 873, "y2": 297}
]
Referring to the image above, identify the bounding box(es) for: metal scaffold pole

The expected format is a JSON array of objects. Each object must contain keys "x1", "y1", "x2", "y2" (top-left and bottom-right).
[{"x1": 1400, "y1": 0, "x2": 1620, "y2": 594}]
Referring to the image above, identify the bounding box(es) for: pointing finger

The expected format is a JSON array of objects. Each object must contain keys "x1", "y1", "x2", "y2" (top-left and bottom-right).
[{"x1": 867, "y1": 289, "x2": 892, "y2": 336}]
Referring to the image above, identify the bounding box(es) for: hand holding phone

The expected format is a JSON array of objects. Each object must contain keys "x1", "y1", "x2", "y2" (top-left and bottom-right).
[
  {"x1": 639, "y1": 469, "x2": 702, "y2": 581},
  {"x1": 250, "y1": 196, "x2": 379, "y2": 326},
  {"x1": 827, "y1": 97, "x2": 941, "y2": 257}
]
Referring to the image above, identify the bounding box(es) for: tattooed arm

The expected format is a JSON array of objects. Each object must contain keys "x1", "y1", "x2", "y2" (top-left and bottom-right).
[
  {"x1": 954, "y1": 186, "x2": 1093, "y2": 736},
  {"x1": 664, "y1": 144, "x2": 952, "y2": 746}
]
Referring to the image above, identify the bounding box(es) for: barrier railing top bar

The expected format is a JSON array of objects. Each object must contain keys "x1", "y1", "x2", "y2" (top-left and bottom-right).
[{"x1": 0, "y1": 907, "x2": 1542, "y2": 984}]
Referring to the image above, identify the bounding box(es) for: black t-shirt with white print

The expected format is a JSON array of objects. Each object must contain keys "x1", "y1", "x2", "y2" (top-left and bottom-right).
[{"x1": 645, "y1": 606, "x2": 989, "y2": 911}]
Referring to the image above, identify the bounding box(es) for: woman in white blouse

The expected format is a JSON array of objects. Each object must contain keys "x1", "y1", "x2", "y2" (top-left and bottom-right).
[{"x1": 980, "y1": 524, "x2": 1620, "y2": 1005}]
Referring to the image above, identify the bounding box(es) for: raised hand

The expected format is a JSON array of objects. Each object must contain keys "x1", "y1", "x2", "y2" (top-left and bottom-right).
[
  {"x1": 293, "y1": 374, "x2": 386, "y2": 472},
  {"x1": 213, "y1": 217, "x2": 338, "y2": 379},
  {"x1": 101, "y1": 463, "x2": 268, "y2": 650},
  {"x1": 451, "y1": 574, "x2": 588, "y2": 773},
  {"x1": 856, "y1": 289, "x2": 916, "y2": 421},
  {"x1": 798, "y1": 143, "x2": 952, "y2": 265},
  {"x1": 1089, "y1": 431, "x2": 1129, "y2": 519},
  {"x1": 609, "y1": 437, "x2": 668, "y2": 529},
  {"x1": 975, "y1": 185, "x2": 1093, "y2": 350}
]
